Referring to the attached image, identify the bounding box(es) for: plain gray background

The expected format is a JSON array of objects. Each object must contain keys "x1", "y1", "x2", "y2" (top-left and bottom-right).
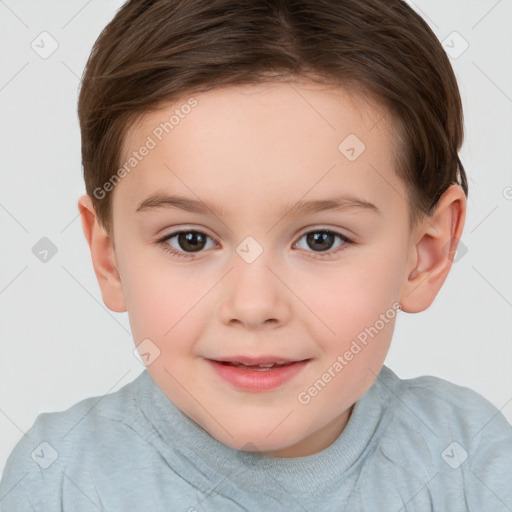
[{"x1": 0, "y1": 0, "x2": 511, "y2": 475}]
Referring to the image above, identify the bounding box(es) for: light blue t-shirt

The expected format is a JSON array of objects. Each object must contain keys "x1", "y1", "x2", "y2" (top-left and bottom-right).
[{"x1": 1, "y1": 365, "x2": 511, "y2": 511}]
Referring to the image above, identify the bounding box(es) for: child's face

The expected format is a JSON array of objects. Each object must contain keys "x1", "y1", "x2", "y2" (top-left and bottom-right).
[{"x1": 106, "y1": 80, "x2": 418, "y2": 457}]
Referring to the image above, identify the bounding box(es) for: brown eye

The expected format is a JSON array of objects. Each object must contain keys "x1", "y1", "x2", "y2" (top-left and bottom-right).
[
  {"x1": 305, "y1": 232, "x2": 336, "y2": 251},
  {"x1": 295, "y1": 229, "x2": 351, "y2": 255},
  {"x1": 175, "y1": 231, "x2": 208, "y2": 252},
  {"x1": 160, "y1": 230, "x2": 217, "y2": 257}
]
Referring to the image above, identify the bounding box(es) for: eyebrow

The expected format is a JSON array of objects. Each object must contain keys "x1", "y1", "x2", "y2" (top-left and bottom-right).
[{"x1": 135, "y1": 192, "x2": 380, "y2": 218}]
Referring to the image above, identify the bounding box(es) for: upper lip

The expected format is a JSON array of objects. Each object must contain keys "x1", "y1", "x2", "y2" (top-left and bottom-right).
[{"x1": 207, "y1": 356, "x2": 309, "y2": 365}]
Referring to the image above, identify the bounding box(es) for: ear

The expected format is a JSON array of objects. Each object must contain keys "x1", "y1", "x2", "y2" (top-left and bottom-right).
[
  {"x1": 77, "y1": 194, "x2": 126, "y2": 313},
  {"x1": 400, "y1": 184, "x2": 466, "y2": 313}
]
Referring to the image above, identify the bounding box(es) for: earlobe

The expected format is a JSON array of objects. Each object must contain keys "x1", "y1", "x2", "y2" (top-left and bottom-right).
[
  {"x1": 400, "y1": 185, "x2": 466, "y2": 313},
  {"x1": 77, "y1": 194, "x2": 127, "y2": 313}
]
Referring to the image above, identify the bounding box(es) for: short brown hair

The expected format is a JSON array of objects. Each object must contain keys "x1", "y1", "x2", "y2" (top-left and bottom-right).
[{"x1": 78, "y1": 0, "x2": 468, "y2": 236}]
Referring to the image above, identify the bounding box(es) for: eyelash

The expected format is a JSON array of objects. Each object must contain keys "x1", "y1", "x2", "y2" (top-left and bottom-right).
[{"x1": 156, "y1": 228, "x2": 353, "y2": 260}]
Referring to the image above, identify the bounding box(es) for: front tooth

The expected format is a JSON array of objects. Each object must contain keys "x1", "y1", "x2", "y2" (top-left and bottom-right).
[{"x1": 234, "y1": 362, "x2": 275, "y2": 368}]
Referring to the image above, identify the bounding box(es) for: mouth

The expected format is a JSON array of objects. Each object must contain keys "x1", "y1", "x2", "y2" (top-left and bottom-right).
[{"x1": 205, "y1": 357, "x2": 311, "y2": 391}]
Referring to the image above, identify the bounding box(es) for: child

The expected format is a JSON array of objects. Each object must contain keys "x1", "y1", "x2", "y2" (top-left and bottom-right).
[{"x1": 1, "y1": 0, "x2": 511, "y2": 510}]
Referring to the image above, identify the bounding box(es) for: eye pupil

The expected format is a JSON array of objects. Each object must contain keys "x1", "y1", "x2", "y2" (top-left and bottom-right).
[
  {"x1": 307, "y1": 232, "x2": 334, "y2": 252},
  {"x1": 179, "y1": 232, "x2": 206, "y2": 252}
]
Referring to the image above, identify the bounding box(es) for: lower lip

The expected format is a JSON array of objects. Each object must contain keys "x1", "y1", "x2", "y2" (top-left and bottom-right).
[{"x1": 206, "y1": 359, "x2": 310, "y2": 392}]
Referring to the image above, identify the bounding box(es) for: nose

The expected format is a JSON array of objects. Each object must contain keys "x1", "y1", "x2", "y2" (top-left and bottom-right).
[{"x1": 218, "y1": 254, "x2": 292, "y2": 330}]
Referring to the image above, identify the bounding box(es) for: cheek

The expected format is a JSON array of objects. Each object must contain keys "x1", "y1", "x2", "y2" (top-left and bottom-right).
[
  {"x1": 294, "y1": 244, "x2": 405, "y2": 373},
  {"x1": 301, "y1": 261, "x2": 401, "y2": 337},
  {"x1": 121, "y1": 254, "x2": 208, "y2": 346}
]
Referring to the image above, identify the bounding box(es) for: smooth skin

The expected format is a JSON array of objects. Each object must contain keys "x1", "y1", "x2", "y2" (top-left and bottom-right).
[{"x1": 78, "y1": 79, "x2": 466, "y2": 458}]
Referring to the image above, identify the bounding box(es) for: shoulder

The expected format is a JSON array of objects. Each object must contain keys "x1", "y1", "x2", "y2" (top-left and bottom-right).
[
  {"x1": 0, "y1": 370, "x2": 148, "y2": 510},
  {"x1": 26, "y1": 369, "x2": 146, "y2": 447},
  {"x1": 399, "y1": 371, "x2": 509, "y2": 434},
  {"x1": 372, "y1": 367, "x2": 512, "y2": 509},
  {"x1": 376, "y1": 366, "x2": 511, "y2": 439},
  {"x1": 380, "y1": 366, "x2": 512, "y2": 454}
]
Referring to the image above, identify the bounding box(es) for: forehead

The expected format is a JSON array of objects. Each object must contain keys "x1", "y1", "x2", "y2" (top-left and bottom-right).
[{"x1": 115, "y1": 80, "x2": 406, "y2": 221}]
